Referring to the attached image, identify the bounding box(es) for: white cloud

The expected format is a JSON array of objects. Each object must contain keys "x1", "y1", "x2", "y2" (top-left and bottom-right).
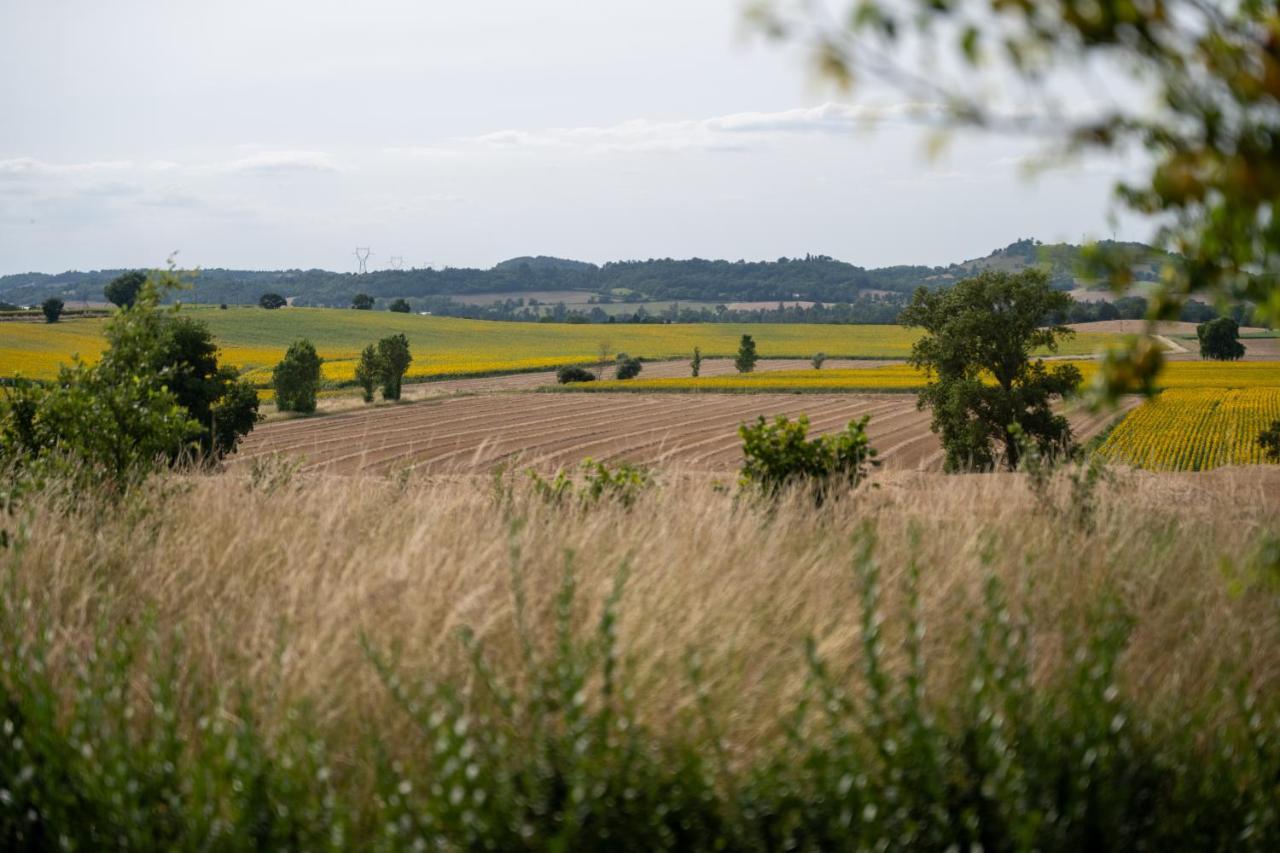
[
  {"x1": 402, "y1": 102, "x2": 940, "y2": 157},
  {"x1": 212, "y1": 149, "x2": 340, "y2": 175}
]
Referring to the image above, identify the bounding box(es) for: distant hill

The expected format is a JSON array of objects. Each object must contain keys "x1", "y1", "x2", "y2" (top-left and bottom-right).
[{"x1": 0, "y1": 239, "x2": 1170, "y2": 309}]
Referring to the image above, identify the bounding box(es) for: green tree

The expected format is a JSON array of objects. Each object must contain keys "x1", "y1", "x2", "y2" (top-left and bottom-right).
[
  {"x1": 1196, "y1": 317, "x2": 1246, "y2": 361},
  {"x1": 735, "y1": 334, "x2": 759, "y2": 374},
  {"x1": 352, "y1": 293, "x2": 374, "y2": 310},
  {"x1": 104, "y1": 270, "x2": 147, "y2": 308},
  {"x1": 272, "y1": 340, "x2": 322, "y2": 414},
  {"x1": 151, "y1": 317, "x2": 260, "y2": 457},
  {"x1": 900, "y1": 269, "x2": 1081, "y2": 471},
  {"x1": 259, "y1": 293, "x2": 286, "y2": 310},
  {"x1": 1261, "y1": 421, "x2": 1280, "y2": 463},
  {"x1": 388, "y1": 298, "x2": 411, "y2": 313},
  {"x1": 811, "y1": 352, "x2": 827, "y2": 370},
  {"x1": 375, "y1": 334, "x2": 412, "y2": 401},
  {"x1": 556, "y1": 365, "x2": 595, "y2": 384},
  {"x1": 750, "y1": 1, "x2": 1280, "y2": 398},
  {"x1": 355, "y1": 344, "x2": 380, "y2": 403},
  {"x1": 1, "y1": 275, "x2": 199, "y2": 482},
  {"x1": 690, "y1": 347, "x2": 702, "y2": 377},
  {"x1": 614, "y1": 353, "x2": 643, "y2": 380},
  {"x1": 41, "y1": 298, "x2": 64, "y2": 323}
]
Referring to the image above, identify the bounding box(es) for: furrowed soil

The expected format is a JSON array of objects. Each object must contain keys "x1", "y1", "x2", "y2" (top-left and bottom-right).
[{"x1": 236, "y1": 392, "x2": 1133, "y2": 475}]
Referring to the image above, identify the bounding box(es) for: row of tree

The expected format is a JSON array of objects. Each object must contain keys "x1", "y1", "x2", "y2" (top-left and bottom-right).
[{"x1": 270, "y1": 334, "x2": 414, "y2": 413}]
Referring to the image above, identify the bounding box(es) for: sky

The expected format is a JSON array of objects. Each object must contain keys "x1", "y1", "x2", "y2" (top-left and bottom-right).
[{"x1": 0, "y1": 0, "x2": 1150, "y2": 275}]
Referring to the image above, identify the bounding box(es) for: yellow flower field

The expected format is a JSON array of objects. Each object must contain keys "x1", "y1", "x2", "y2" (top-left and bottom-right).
[
  {"x1": 1097, "y1": 388, "x2": 1280, "y2": 470},
  {"x1": 0, "y1": 307, "x2": 1119, "y2": 384}
]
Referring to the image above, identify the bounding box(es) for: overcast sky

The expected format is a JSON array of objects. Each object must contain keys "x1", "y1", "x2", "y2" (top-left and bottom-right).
[{"x1": 0, "y1": 0, "x2": 1149, "y2": 275}]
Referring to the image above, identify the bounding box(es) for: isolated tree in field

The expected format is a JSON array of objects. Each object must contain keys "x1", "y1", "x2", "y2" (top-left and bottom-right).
[
  {"x1": 388, "y1": 298, "x2": 411, "y2": 313},
  {"x1": 751, "y1": 0, "x2": 1280, "y2": 399},
  {"x1": 690, "y1": 347, "x2": 702, "y2": 377},
  {"x1": 259, "y1": 293, "x2": 286, "y2": 310},
  {"x1": 375, "y1": 333, "x2": 412, "y2": 400},
  {"x1": 355, "y1": 344, "x2": 380, "y2": 403},
  {"x1": 900, "y1": 269, "x2": 1081, "y2": 471},
  {"x1": 1261, "y1": 421, "x2": 1280, "y2": 463},
  {"x1": 556, "y1": 365, "x2": 595, "y2": 384},
  {"x1": 272, "y1": 339, "x2": 322, "y2": 414},
  {"x1": 104, "y1": 270, "x2": 146, "y2": 308},
  {"x1": 352, "y1": 293, "x2": 374, "y2": 310},
  {"x1": 41, "y1": 298, "x2": 64, "y2": 323},
  {"x1": 151, "y1": 316, "x2": 260, "y2": 458},
  {"x1": 735, "y1": 334, "x2": 758, "y2": 374},
  {"x1": 811, "y1": 352, "x2": 827, "y2": 370},
  {"x1": 1197, "y1": 317, "x2": 1246, "y2": 362},
  {"x1": 614, "y1": 353, "x2": 642, "y2": 380}
]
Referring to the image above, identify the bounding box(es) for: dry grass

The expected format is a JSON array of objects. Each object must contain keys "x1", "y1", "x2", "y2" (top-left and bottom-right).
[{"x1": 7, "y1": 463, "x2": 1278, "y2": 769}]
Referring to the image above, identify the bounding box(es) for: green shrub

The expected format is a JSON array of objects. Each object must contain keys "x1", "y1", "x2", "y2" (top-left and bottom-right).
[
  {"x1": 739, "y1": 414, "x2": 877, "y2": 503},
  {"x1": 614, "y1": 353, "x2": 643, "y2": 380},
  {"x1": 528, "y1": 458, "x2": 652, "y2": 508},
  {"x1": 272, "y1": 340, "x2": 322, "y2": 414},
  {"x1": 375, "y1": 334, "x2": 412, "y2": 400},
  {"x1": 557, "y1": 365, "x2": 596, "y2": 384},
  {"x1": 691, "y1": 347, "x2": 702, "y2": 377},
  {"x1": 351, "y1": 293, "x2": 374, "y2": 310},
  {"x1": 41, "y1": 298, "x2": 64, "y2": 323},
  {"x1": 258, "y1": 293, "x2": 286, "y2": 310},
  {"x1": 355, "y1": 344, "x2": 379, "y2": 403},
  {"x1": 388, "y1": 298, "x2": 411, "y2": 313},
  {"x1": 811, "y1": 352, "x2": 827, "y2": 370},
  {"x1": 734, "y1": 334, "x2": 758, "y2": 373}
]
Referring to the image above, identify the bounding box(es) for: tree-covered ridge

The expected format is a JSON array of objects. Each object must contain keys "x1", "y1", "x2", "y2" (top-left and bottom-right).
[{"x1": 0, "y1": 239, "x2": 1167, "y2": 309}]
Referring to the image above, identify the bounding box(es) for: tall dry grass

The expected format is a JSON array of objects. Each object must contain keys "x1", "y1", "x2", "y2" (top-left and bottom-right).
[{"x1": 7, "y1": 461, "x2": 1278, "y2": 760}]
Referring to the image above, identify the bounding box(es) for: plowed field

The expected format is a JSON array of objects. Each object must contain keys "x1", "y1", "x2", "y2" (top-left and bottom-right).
[{"x1": 235, "y1": 393, "x2": 1132, "y2": 475}]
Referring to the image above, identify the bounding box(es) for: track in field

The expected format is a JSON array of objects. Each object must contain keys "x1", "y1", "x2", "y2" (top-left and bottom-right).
[{"x1": 236, "y1": 393, "x2": 1133, "y2": 475}]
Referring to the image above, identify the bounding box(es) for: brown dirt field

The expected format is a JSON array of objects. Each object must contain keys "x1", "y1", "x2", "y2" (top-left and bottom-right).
[
  {"x1": 1068, "y1": 319, "x2": 1269, "y2": 336},
  {"x1": 237, "y1": 393, "x2": 1135, "y2": 476}
]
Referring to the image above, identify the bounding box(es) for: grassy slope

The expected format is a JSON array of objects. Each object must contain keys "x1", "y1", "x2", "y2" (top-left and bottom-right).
[{"x1": 0, "y1": 306, "x2": 1123, "y2": 383}]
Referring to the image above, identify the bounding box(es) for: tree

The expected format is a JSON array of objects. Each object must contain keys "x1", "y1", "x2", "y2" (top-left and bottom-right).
[
  {"x1": 355, "y1": 344, "x2": 380, "y2": 403},
  {"x1": 900, "y1": 269, "x2": 1081, "y2": 471},
  {"x1": 352, "y1": 293, "x2": 375, "y2": 310},
  {"x1": 750, "y1": 1, "x2": 1280, "y2": 399},
  {"x1": 375, "y1": 333, "x2": 412, "y2": 400},
  {"x1": 614, "y1": 353, "x2": 643, "y2": 380},
  {"x1": 811, "y1": 352, "x2": 827, "y2": 370},
  {"x1": 272, "y1": 340, "x2": 322, "y2": 414},
  {"x1": 388, "y1": 298, "x2": 411, "y2": 313},
  {"x1": 41, "y1": 298, "x2": 64, "y2": 323},
  {"x1": 735, "y1": 334, "x2": 759, "y2": 374},
  {"x1": 150, "y1": 316, "x2": 260, "y2": 458},
  {"x1": 691, "y1": 347, "x2": 703, "y2": 377},
  {"x1": 104, "y1": 270, "x2": 147, "y2": 308},
  {"x1": 1197, "y1": 317, "x2": 1246, "y2": 361},
  {"x1": 259, "y1": 293, "x2": 286, "y2": 310},
  {"x1": 1261, "y1": 421, "x2": 1280, "y2": 463}
]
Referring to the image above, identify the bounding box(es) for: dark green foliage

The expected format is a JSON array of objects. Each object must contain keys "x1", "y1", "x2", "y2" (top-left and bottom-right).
[
  {"x1": 375, "y1": 334, "x2": 412, "y2": 400},
  {"x1": 0, "y1": 278, "x2": 199, "y2": 482},
  {"x1": 557, "y1": 365, "x2": 596, "y2": 384},
  {"x1": 811, "y1": 352, "x2": 827, "y2": 370},
  {"x1": 151, "y1": 317, "x2": 260, "y2": 458},
  {"x1": 103, "y1": 270, "x2": 147, "y2": 308},
  {"x1": 614, "y1": 353, "x2": 643, "y2": 380},
  {"x1": 3, "y1": 538, "x2": 1275, "y2": 849},
  {"x1": 258, "y1": 293, "x2": 286, "y2": 309},
  {"x1": 691, "y1": 347, "x2": 702, "y2": 377},
  {"x1": 352, "y1": 293, "x2": 374, "y2": 310},
  {"x1": 272, "y1": 340, "x2": 322, "y2": 414},
  {"x1": 355, "y1": 344, "x2": 379, "y2": 403},
  {"x1": 739, "y1": 413, "x2": 877, "y2": 503},
  {"x1": 1261, "y1": 420, "x2": 1280, "y2": 463},
  {"x1": 527, "y1": 458, "x2": 652, "y2": 508},
  {"x1": 901, "y1": 269, "x2": 1081, "y2": 471},
  {"x1": 388, "y1": 298, "x2": 411, "y2": 313},
  {"x1": 734, "y1": 334, "x2": 759, "y2": 373},
  {"x1": 1197, "y1": 317, "x2": 1246, "y2": 361},
  {"x1": 41, "y1": 298, "x2": 63, "y2": 323}
]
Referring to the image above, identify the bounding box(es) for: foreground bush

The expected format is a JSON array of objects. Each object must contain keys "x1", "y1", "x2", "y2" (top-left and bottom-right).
[{"x1": 739, "y1": 413, "x2": 877, "y2": 503}]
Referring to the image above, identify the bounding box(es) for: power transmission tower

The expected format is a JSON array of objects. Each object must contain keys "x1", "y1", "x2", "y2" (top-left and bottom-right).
[
  {"x1": 389, "y1": 256, "x2": 404, "y2": 270},
  {"x1": 354, "y1": 247, "x2": 372, "y2": 274}
]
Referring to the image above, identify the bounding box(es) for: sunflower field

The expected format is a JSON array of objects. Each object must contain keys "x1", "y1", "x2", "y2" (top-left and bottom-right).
[{"x1": 1097, "y1": 388, "x2": 1280, "y2": 470}]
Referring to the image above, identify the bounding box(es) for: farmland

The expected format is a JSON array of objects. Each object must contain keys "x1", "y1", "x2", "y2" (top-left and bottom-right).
[
  {"x1": 1098, "y1": 388, "x2": 1280, "y2": 470},
  {"x1": 0, "y1": 307, "x2": 1122, "y2": 384}
]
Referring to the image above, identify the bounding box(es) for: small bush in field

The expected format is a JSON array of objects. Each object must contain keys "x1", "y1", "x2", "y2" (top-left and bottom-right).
[
  {"x1": 527, "y1": 458, "x2": 652, "y2": 508},
  {"x1": 811, "y1": 352, "x2": 827, "y2": 370},
  {"x1": 739, "y1": 413, "x2": 877, "y2": 502},
  {"x1": 557, "y1": 365, "x2": 596, "y2": 384},
  {"x1": 355, "y1": 344, "x2": 380, "y2": 403},
  {"x1": 614, "y1": 353, "x2": 643, "y2": 380},
  {"x1": 691, "y1": 347, "x2": 702, "y2": 377}
]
